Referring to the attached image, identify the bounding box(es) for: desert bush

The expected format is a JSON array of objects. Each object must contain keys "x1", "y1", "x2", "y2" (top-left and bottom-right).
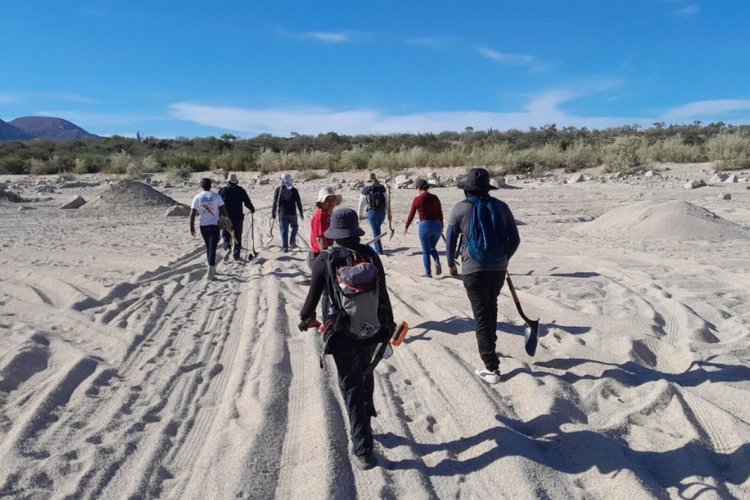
[
  {"x1": 105, "y1": 150, "x2": 131, "y2": 174},
  {"x1": 645, "y1": 135, "x2": 704, "y2": 163},
  {"x1": 431, "y1": 145, "x2": 467, "y2": 168},
  {"x1": 707, "y1": 132, "x2": 750, "y2": 170},
  {"x1": 0, "y1": 156, "x2": 28, "y2": 175},
  {"x1": 561, "y1": 140, "x2": 602, "y2": 171},
  {"x1": 58, "y1": 171, "x2": 77, "y2": 182},
  {"x1": 29, "y1": 157, "x2": 59, "y2": 175},
  {"x1": 603, "y1": 136, "x2": 646, "y2": 173},
  {"x1": 140, "y1": 155, "x2": 163, "y2": 173},
  {"x1": 367, "y1": 150, "x2": 400, "y2": 172},
  {"x1": 166, "y1": 165, "x2": 193, "y2": 183},
  {"x1": 300, "y1": 170, "x2": 326, "y2": 181},
  {"x1": 338, "y1": 147, "x2": 369, "y2": 171},
  {"x1": 211, "y1": 150, "x2": 257, "y2": 172},
  {"x1": 470, "y1": 143, "x2": 513, "y2": 168}
]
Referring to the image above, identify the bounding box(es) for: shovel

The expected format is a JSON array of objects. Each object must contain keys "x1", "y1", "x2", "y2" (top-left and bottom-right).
[
  {"x1": 386, "y1": 184, "x2": 395, "y2": 240},
  {"x1": 506, "y1": 275, "x2": 539, "y2": 356},
  {"x1": 268, "y1": 182, "x2": 284, "y2": 238}
]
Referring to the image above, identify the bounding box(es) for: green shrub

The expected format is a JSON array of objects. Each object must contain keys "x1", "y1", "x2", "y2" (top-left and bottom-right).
[
  {"x1": 603, "y1": 136, "x2": 646, "y2": 173},
  {"x1": 707, "y1": 132, "x2": 750, "y2": 170},
  {"x1": 105, "y1": 150, "x2": 131, "y2": 174},
  {"x1": 0, "y1": 156, "x2": 28, "y2": 174},
  {"x1": 29, "y1": 158, "x2": 59, "y2": 175},
  {"x1": 166, "y1": 165, "x2": 193, "y2": 183}
]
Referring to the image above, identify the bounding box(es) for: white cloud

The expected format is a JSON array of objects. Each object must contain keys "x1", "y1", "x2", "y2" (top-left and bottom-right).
[
  {"x1": 674, "y1": 3, "x2": 699, "y2": 16},
  {"x1": 406, "y1": 37, "x2": 450, "y2": 48},
  {"x1": 476, "y1": 46, "x2": 551, "y2": 71},
  {"x1": 663, "y1": 99, "x2": 750, "y2": 120},
  {"x1": 169, "y1": 92, "x2": 649, "y2": 136},
  {"x1": 304, "y1": 31, "x2": 350, "y2": 43}
]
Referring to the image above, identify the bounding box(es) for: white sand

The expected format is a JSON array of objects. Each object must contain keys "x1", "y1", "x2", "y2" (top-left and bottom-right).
[{"x1": 1, "y1": 164, "x2": 749, "y2": 499}]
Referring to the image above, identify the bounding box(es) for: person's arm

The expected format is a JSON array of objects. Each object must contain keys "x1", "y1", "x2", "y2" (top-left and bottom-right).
[
  {"x1": 217, "y1": 196, "x2": 228, "y2": 218},
  {"x1": 437, "y1": 197, "x2": 444, "y2": 229},
  {"x1": 504, "y1": 204, "x2": 521, "y2": 261},
  {"x1": 358, "y1": 193, "x2": 367, "y2": 219},
  {"x1": 294, "y1": 189, "x2": 304, "y2": 218},
  {"x1": 243, "y1": 189, "x2": 255, "y2": 213},
  {"x1": 300, "y1": 256, "x2": 327, "y2": 322},
  {"x1": 404, "y1": 197, "x2": 418, "y2": 233},
  {"x1": 190, "y1": 209, "x2": 198, "y2": 237},
  {"x1": 445, "y1": 204, "x2": 462, "y2": 274}
]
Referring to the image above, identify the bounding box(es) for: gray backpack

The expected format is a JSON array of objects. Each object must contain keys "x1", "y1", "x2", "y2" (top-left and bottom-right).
[{"x1": 325, "y1": 246, "x2": 382, "y2": 340}]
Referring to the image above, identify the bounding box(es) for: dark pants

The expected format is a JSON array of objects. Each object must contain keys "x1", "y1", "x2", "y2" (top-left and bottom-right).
[
  {"x1": 279, "y1": 214, "x2": 299, "y2": 250},
  {"x1": 462, "y1": 270, "x2": 506, "y2": 371},
  {"x1": 330, "y1": 339, "x2": 377, "y2": 457},
  {"x1": 222, "y1": 216, "x2": 244, "y2": 258},
  {"x1": 308, "y1": 251, "x2": 329, "y2": 320},
  {"x1": 200, "y1": 225, "x2": 220, "y2": 266}
]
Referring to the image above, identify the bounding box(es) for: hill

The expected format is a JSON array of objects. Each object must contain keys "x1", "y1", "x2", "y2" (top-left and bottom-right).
[
  {"x1": 8, "y1": 116, "x2": 100, "y2": 141},
  {"x1": 0, "y1": 118, "x2": 35, "y2": 141}
]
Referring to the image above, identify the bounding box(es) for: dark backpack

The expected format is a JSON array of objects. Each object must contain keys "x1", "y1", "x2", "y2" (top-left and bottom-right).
[
  {"x1": 324, "y1": 246, "x2": 382, "y2": 340},
  {"x1": 365, "y1": 185, "x2": 386, "y2": 211},
  {"x1": 465, "y1": 195, "x2": 508, "y2": 265}
]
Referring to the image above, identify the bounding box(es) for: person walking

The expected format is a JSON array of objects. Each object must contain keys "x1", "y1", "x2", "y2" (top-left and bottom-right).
[
  {"x1": 308, "y1": 186, "x2": 342, "y2": 318},
  {"x1": 445, "y1": 168, "x2": 520, "y2": 384},
  {"x1": 404, "y1": 178, "x2": 443, "y2": 278},
  {"x1": 271, "y1": 173, "x2": 304, "y2": 252},
  {"x1": 299, "y1": 208, "x2": 395, "y2": 470},
  {"x1": 190, "y1": 178, "x2": 229, "y2": 280},
  {"x1": 358, "y1": 173, "x2": 389, "y2": 255},
  {"x1": 218, "y1": 173, "x2": 255, "y2": 261}
]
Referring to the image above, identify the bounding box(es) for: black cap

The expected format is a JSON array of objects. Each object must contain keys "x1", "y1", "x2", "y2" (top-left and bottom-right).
[
  {"x1": 415, "y1": 178, "x2": 429, "y2": 190},
  {"x1": 456, "y1": 168, "x2": 497, "y2": 191}
]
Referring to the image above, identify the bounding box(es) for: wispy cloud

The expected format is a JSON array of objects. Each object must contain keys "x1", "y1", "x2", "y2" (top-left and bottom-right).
[
  {"x1": 169, "y1": 91, "x2": 649, "y2": 136},
  {"x1": 304, "y1": 31, "x2": 350, "y2": 43},
  {"x1": 476, "y1": 46, "x2": 549, "y2": 71},
  {"x1": 663, "y1": 99, "x2": 750, "y2": 120},
  {"x1": 0, "y1": 91, "x2": 97, "y2": 106},
  {"x1": 674, "y1": 3, "x2": 700, "y2": 16},
  {"x1": 406, "y1": 36, "x2": 451, "y2": 48}
]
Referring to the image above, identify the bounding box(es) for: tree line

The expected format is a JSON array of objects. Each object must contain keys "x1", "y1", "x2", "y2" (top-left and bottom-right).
[{"x1": 1, "y1": 122, "x2": 749, "y2": 178}]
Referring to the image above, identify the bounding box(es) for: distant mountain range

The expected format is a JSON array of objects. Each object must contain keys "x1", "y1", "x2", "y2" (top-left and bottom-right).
[{"x1": 0, "y1": 116, "x2": 100, "y2": 141}]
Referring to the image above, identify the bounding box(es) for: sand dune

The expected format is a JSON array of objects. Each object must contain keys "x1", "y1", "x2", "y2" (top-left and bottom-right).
[{"x1": 1, "y1": 166, "x2": 749, "y2": 499}]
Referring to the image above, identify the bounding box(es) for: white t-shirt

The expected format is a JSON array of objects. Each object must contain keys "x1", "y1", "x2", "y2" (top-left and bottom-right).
[{"x1": 191, "y1": 191, "x2": 225, "y2": 226}]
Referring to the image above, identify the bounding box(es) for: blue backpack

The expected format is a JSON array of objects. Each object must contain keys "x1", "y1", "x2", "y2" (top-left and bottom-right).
[{"x1": 466, "y1": 195, "x2": 507, "y2": 265}]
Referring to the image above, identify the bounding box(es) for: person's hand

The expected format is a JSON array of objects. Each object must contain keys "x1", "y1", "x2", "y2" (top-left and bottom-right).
[
  {"x1": 190, "y1": 226, "x2": 196, "y2": 237},
  {"x1": 403, "y1": 227, "x2": 409, "y2": 235},
  {"x1": 449, "y1": 265, "x2": 459, "y2": 277}
]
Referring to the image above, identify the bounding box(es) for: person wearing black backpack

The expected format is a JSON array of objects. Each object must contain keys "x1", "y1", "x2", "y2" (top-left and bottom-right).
[
  {"x1": 218, "y1": 173, "x2": 255, "y2": 261},
  {"x1": 299, "y1": 208, "x2": 395, "y2": 470},
  {"x1": 445, "y1": 168, "x2": 521, "y2": 385},
  {"x1": 271, "y1": 173, "x2": 304, "y2": 252},
  {"x1": 357, "y1": 173, "x2": 389, "y2": 255}
]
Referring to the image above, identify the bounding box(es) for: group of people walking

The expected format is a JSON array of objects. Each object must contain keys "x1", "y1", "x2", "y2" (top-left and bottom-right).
[{"x1": 190, "y1": 167, "x2": 521, "y2": 471}]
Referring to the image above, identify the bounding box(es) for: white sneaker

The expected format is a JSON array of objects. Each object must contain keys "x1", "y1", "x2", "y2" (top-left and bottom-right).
[{"x1": 475, "y1": 368, "x2": 501, "y2": 384}]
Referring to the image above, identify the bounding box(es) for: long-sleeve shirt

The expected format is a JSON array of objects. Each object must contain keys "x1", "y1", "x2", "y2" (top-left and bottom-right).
[
  {"x1": 445, "y1": 196, "x2": 520, "y2": 275},
  {"x1": 404, "y1": 191, "x2": 443, "y2": 230},
  {"x1": 218, "y1": 183, "x2": 254, "y2": 220},
  {"x1": 272, "y1": 185, "x2": 303, "y2": 218}
]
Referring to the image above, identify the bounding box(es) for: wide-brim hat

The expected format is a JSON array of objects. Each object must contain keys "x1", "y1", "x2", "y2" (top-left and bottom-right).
[
  {"x1": 324, "y1": 208, "x2": 365, "y2": 239},
  {"x1": 316, "y1": 186, "x2": 343, "y2": 205},
  {"x1": 456, "y1": 168, "x2": 497, "y2": 191}
]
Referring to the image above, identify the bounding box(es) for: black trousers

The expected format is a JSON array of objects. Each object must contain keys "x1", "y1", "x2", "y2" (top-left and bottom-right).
[
  {"x1": 462, "y1": 270, "x2": 506, "y2": 371},
  {"x1": 200, "y1": 225, "x2": 220, "y2": 266},
  {"x1": 330, "y1": 339, "x2": 377, "y2": 457},
  {"x1": 222, "y1": 215, "x2": 244, "y2": 258}
]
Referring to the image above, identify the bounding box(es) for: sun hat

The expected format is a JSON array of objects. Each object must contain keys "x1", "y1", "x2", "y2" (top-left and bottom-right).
[
  {"x1": 415, "y1": 178, "x2": 429, "y2": 190},
  {"x1": 456, "y1": 168, "x2": 497, "y2": 191},
  {"x1": 324, "y1": 208, "x2": 366, "y2": 239},
  {"x1": 227, "y1": 173, "x2": 239, "y2": 184},
  {"x1": 281, "y1": 173, "x2": 293, "y2": 187},
  {"x1": 316, "y1": 186, "x2": 343, "y2": 205}
]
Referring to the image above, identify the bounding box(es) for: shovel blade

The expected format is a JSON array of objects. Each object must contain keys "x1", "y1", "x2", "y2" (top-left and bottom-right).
[{"x1": 524, "y1": 320, "x2": 539, "y2": 357}]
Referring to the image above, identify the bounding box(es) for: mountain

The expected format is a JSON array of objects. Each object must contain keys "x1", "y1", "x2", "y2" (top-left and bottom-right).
[
  {"x1": 0, "y1": 118, "x2": 35, "y2": 141},
  {"x1": 8, "y1": 116, "x2": 100, "y2": 141}
]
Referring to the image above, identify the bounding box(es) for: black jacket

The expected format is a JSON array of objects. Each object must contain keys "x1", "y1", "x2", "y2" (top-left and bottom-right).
[
  {"x1": 272, "y1": 185, "x2": 303, "y2": 218},
  {"x1": 218, "y1": 183, "x2": 254, "y2": 220}
]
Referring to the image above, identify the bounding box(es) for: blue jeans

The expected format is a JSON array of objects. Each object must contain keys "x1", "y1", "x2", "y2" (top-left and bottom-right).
[
  {"x1": 200, "y1": 225, "x2": 220, "y2": 266},
  {"x1": 279, "y1": 215, "x2": 299, "y2": 250},
  {"x1": 367, "y1": 209, "x2": 386, "y2": 254},
  {"x1": 418, "y1": 220, "x2": 441, "y2": 275}
]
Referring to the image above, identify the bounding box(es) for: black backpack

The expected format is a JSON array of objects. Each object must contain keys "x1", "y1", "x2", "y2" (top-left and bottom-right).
[{"x1": 366, "y1": 185, "x2": 386, "y2": 211}]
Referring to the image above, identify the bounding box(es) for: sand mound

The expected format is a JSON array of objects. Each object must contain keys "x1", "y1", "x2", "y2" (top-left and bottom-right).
[
  {"x1": 83, "y1": 180, "x2": 179, "y2": 209},
  {"x1": 577, "y1": 200, "x2": 750, "y2": 240}
]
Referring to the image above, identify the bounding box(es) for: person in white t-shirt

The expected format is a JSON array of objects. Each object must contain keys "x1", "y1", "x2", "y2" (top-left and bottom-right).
[{"x1": 190, "y1": 178, "x2": 228, "y2": 280}]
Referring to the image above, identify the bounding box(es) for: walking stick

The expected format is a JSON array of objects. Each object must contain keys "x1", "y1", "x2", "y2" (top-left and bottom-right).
[
  {"x1": 387, "y1": 183, "x2": 395, "y2": 240},
  {"x1": 506, "y1": 275, "x2": 539, "y2": 356}
]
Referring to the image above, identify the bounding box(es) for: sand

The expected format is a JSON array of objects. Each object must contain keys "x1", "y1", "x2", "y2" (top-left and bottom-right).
[{"x1": 1, "y1": 164, "x2": 749, "y2": 499}]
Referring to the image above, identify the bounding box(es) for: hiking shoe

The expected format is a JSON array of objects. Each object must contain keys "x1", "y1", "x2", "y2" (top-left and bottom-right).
[
  {"x1": 207, "y1": 265, "x2": 216, "y2": 280},
  {"x1": 420, "y1": 273, "x2": 432, "y2": 278},
  {"x1": 434, "y1": 261, "x2": 442, "y2": 276},
  {"x1": 281, "y1": 247, "x2": 289, "y2": 253},
  {"x1": 352, "y1": 450, "x2": 377, "y2": 470},
  {"x1": 223, "y1": 251, "x2": 231, "y2": 262},
  {"x1": 289, "y1": 242, "x2": 298, "y2": 249},
  {"x1": 475, "y1": 368, "x2": 501, "y2": 384}
]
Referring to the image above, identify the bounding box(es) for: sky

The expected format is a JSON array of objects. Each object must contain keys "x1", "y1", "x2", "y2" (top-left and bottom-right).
[{"x1": 1, "y1": 0, "x2": 749, "y2": 138}]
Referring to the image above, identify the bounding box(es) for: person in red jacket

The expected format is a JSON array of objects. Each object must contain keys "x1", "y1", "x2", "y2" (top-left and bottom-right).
[{"x1": 404, "y1": 179, "x2": 444, "y2": 277}]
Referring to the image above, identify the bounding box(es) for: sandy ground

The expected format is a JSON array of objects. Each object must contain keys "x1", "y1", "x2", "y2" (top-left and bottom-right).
[{"x1": 1, "y1": 164, "x2": 749, "y2": 499}]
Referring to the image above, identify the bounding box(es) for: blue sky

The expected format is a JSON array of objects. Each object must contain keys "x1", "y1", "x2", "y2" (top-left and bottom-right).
[{"x1": 2, "y1": 0, "x2": 749, "y2": 138}]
